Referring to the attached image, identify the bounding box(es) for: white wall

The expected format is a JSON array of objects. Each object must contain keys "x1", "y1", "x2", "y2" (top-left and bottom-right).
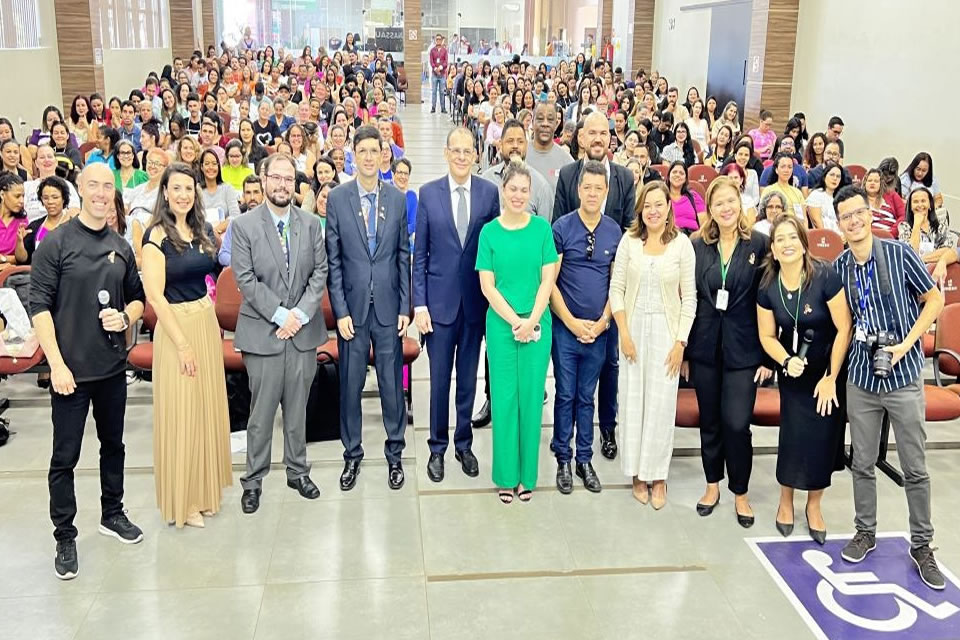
[
  {"x1": 0, "y1": 0, "x2": 62, "y2": 134},
  {"x1": 102, "y1": 48, "x2": 173, "y2": 101},
  {"x1": 791, "y1": 0, "x2": 960, "y2": 212},
  {"x1": 651, "y1": 0, "x2": 714, "y2": 93}
]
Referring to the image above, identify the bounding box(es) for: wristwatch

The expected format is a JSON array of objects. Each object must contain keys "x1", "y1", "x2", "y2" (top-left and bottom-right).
[
  {"x1": 781, "y1": 355, "x2": 791, "y2": 370},
  {"x1": 120, "y1": 311, "x2": 130, "y2": 331}
]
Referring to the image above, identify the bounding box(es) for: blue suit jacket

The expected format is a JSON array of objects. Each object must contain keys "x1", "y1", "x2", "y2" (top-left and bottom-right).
[
  {"x1": 326, "y1": 179, "x2": 410, "y2": 327},
  {"x1": 413, "y1": 175, "x2": 500, "y2": 325}
]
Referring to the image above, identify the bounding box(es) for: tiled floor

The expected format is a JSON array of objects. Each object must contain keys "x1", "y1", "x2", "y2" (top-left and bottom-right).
[{"x1": 2, "y1": 102, "x2": 960, "y2": 640}]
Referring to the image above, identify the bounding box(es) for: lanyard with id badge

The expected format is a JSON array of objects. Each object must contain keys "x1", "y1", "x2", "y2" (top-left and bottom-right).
[
  {"x1": 853, "y1": 261, "x2": 874, "y2": 343},
  {"x1": 778, "y1": 272, "x2": 804, "y2": 353},
  {"x1": 716, "y1": 239, "x2": 738, "y2": 311}
]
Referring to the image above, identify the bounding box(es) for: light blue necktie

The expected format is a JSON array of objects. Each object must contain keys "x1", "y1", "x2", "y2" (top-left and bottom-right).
[{"x1": 365, "y1": 193, "x2": 377, "y2": 254}]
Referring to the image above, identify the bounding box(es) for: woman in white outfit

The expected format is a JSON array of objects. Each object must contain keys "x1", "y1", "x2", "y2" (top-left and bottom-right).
[{"x1": 610, "y1": 181, "x2": 697, "y2": 509}]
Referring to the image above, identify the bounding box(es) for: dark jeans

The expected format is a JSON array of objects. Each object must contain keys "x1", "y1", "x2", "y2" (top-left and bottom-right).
[
  {"x1": 598, "y1": 323, "x2": 619, "y2": 434},
  {"x1": 551, "y1": 322, "x2": 607, "y2": 463},
  {"x1": 48, "y1": 371, "x2": 127, "y2": 542}
]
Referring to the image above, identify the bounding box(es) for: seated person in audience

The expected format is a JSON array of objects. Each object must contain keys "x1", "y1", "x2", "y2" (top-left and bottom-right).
[
  {"x1": 898, "y1": 187, "x2": 957, "y2": 263},
  {"x1": 217, "y1": 174, "x2": 264, "y2": 268},
  {"x1": 753, "y1": 190, "x2": 786, "y2": 236},
  {"x1": 135, "y1": 121, "x2": 162, "y2": 168},
  {"x1": 863, "y1": 167, "x2": 904, "y2": 237},
  {"x1": 806, "y1": 140, "x2": 851, "y2": 188},
  {"x1": 0, "y1": 173, "x2": 28, "y2": 268},
  {"x1": 704, "y1": 124, "x2": 734, "y2": 170},
  {"x1": 112, "y1": 140, "x2": 148, "y2": 192},
  {"x1": 720, "y1": 162, "x2": 758, "y2": 225},
  {"x1": 661, "y1": 86, "x2": 690, "y2": 124},
  {"x1": 711, "y1": 100, "x2": 741, "y2": 139},
  {"x1": 649, "y1": 110, "x2": 674, "y2": 151},
  {"x1": 805, "y1": 160, "x2": 846, "y2": 231},
  {"x1": 726, "y1": 142, "x2": 760, "y2": 203},
  {"x1": 221, "y1": 140, "x2": 253, "y2": 191},
  {"x1": 377, "y1": 117, "x2": 404, "y2": 158},
  {"x1": 117, "y1": 101, "x2": 142, "y2": 151},
  {"x1": 824, "y1": 115, "x2": 844, "y2": 157},
  {"x1": 199, "y1": 149, "x2": 239, "y2": 242},
  {"x1": 185, "y1": 92, "x2": 204, "y2": 136},
  {"x1": 28, "y1": 106, "x2": 77, "y2": 155},
  {"x1": 198, "y1": 115, "x2": 225, "y2": 163},
  {"x1": 660, "y1": 122, "x2": 697, "y2": 167},
  {"x1": 747, "y1": 109, "x2": 777, "y2": 160},
  {"x1": 762, "y1": 152, "x2": 807, "y2": 226},
  {"x1": 899, "y1": 152, "x2": 944, "y2": 209},
  {"x1": 759, "y1": 135, "x2": 808, "y2": 192},
  {"x1": 252, "y1": 100, "x2": 280, "y2": 146},
  {"x1": 271, "y1": 97, "x2": 296, "y2": 134},
  {"x1": 23, "y1": 145, "x2": 80, "y2": 221},
  {"x1": 326, "y1": 124, "x2": 354, "y2": 175},
  {"x1": 21, "y1": 176, "x2": 71, "y2": 265},
  {"x1": 1, "y1": 139, "x2": 29, "y2": 179},
  {"x1": 667, "y1": 161, "x2": 706, "y2": 233},
  {"x1": 137, "y1": 99, "x2": 157, "y2": 132}
]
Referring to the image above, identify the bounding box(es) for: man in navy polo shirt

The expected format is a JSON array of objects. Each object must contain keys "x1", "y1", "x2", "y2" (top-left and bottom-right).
[
  {"x1": 550, "y1": 160, "x2": 622, "y2": 494},
  {"x1": 833, "y1": 185, "x2": 946, "y2": 590}
]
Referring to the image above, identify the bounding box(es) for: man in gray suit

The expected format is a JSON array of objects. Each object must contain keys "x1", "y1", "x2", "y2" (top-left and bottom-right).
[
  {"x1": 326, "y1": 125, "x2": 411, "y2": 492},
  {"x1": 231, "y1": 153, "x2": 329, "y2": 514}
]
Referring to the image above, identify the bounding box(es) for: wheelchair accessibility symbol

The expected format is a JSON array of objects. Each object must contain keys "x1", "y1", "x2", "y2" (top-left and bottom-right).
[{"x1": 748, "y1": 534, "x2": 960, "y2": 640}]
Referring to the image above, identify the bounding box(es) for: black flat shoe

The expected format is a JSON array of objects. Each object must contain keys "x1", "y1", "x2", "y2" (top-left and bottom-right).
[
  {"x1": 426, "y1": 452, "x2": 444, "y2": 483},
  {"x1": 388, "y1": 461, "x2": 405, "y2": 490},
  {"x1": 776, "y1": 520, "x2": 794, "y2": 537},
  {"x1": 736, "y1": 505, "x2": 755, "y2": 529},
  {"x1": 241, "y1": 488, "x2": 261, "y2": 514},
  {"x1": 340, "y1": 459, "x2": 361, "y2": 491},
  {"x1": 455, "y1": 449, "x2": 479, "y2": 477},
  {"x1": 696, "y1": 497, "x2": 720, "y2": 516},
  {"x1": 287, "y1": 476, "x2": 321, "y2": 500},
  {"x1": 471, "y1": 399, "x2": 491, "y2": 428},
  {"x1": 806, "y1": 507, "x2": 827, "y2": 545}
]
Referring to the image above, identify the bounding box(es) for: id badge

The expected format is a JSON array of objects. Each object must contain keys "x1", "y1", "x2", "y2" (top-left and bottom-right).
[
  {"x1": 716, "y1": 288, "x2": 729, "y2": 311},
  {"x1": 855, "y1": 326, "x2": 867, "y2": 342},
  {"x1": 792, "y1": 328, "x2": 799, "y2": 353}
]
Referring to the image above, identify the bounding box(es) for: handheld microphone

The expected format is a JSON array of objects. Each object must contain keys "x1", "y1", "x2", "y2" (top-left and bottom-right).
[
  {"x1": 797, "y1": 329, "x2": 815, "y2": 361},
  {"x1": 98, "y1": 290, "x2": 125, "y2": 351}
]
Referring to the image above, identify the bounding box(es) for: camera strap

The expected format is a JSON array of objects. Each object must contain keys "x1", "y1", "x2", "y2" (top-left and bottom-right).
[{"x1": 846, "y1": 238, "x2": 901, "y2": 338}]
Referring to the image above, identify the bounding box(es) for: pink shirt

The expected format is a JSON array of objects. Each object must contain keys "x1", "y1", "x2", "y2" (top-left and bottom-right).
[
  {"x1": 0, "y1": 216, "x2": 26, "y2": 255},
  {"x1": 748, "y1": 128, "x2": 777, "y2": 160},
  {"x1": 672, "y1": 191, "x2": 705, "y2": 232}
]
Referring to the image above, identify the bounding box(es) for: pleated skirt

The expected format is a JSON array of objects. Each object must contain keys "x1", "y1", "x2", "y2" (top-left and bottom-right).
[{"x1": 152, "y1": 296, "x2": 233, "y2": 527}]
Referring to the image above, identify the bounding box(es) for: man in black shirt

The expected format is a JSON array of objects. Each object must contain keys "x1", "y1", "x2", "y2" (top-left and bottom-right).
[{"x1": 30, "y1": 162, "x2": 146, "y2": 580}]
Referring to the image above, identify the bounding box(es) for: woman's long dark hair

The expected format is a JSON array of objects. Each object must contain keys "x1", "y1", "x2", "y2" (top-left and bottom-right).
[
  {"x1": 905, "y1": 186, "x2": 939, "y2": 234},
  {"x1": 148, "y1": 163, "x2": 216, "y2": 256},
  {"x1": 804, "y1": 132, "x2": 827, "y2": 168},
  {"x1": 111, "y1": 189, "x2": 127, "y2": 235},
  {"x1": 760, "y1": 213, "x2": 821, "y2": 290},
  {"x1": 904, "y1": 152, "x2": 935, "y2": 187},
  {"x1": 672, "y1": 122, "x2": 696, "y2": 167}
]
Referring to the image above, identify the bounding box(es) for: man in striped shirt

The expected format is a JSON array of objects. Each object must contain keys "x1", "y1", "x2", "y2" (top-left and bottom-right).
[{"x1": 833, "y1": 185, "x2": 946, "y2": 590}]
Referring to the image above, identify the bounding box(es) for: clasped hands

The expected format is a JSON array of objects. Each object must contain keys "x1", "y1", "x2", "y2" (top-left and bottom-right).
[{"x1": 566, "y1": 316, "x2": 607, "y2": 344}]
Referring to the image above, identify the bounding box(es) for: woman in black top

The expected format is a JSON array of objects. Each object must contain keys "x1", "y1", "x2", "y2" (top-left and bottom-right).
[
  {"x1": 142, "y1": 163, "x2": 231, "y2": 529},
  {"x1": 686, "y1": 177, "x2": 771, "y2": 527},
  {"x1": 22, "y1": 176, "x2": 71, "y2": 264},
  {"x1": 758, "y1": 215, "x2": 851, "y2": 543}
]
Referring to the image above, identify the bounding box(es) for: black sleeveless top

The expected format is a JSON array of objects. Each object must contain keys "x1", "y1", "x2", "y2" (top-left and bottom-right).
[{"x1": 144, "y1": 224, "x2": 217, "y2": 303}]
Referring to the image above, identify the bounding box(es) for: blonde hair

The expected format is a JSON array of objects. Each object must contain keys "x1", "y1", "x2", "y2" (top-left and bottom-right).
[{"x1": 701, "y1": 176, "x2": 751, "y2": 244}]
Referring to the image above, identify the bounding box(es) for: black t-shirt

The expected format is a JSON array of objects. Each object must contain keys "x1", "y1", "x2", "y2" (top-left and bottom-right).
[
  {"x1": 29, "y1": 217, "x2": 145, "y2": 382},
  {"x1": 252, "y1": 119, "x2": 280, "y2": 146},
  {"x1": 143, "y1": 224, "x2": 217, "y2": 303}
]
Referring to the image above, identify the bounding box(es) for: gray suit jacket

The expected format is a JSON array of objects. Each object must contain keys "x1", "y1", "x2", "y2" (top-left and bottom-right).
[
  {"x1": 325, "y1": 179, "x2": 410, "y2": 327},
  {"x1": 231, "y1": 203, "x2": 329, "y2": 355}
]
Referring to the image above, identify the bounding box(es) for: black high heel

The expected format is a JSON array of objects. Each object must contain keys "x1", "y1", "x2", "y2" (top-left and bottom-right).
[
  {"x1": 806, "y1": 506, "x2": 826, "y2": 545},
  {"x1": 776, "y1": 505, "x2": 794, "y2": 537}
]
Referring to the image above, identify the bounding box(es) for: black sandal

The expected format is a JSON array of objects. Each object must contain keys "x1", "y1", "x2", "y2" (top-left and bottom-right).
[
  {"x1": 517, "y1": 489, "x2": 533, "y2": 502},
  {"x1": 498, "y1": 490, "x2": 514, "y2": 504}
]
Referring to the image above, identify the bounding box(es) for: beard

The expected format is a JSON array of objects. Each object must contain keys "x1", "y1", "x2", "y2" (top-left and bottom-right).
[
  {"x1": 587, "y1": 144, "x2": 607, "y2": 161},
  {"x1": 267, "y1": 190, "x2": 292, "y2": 208}
]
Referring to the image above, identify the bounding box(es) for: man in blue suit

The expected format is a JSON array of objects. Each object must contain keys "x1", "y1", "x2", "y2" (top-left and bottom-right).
[
  {"x1": 326, "y1": 125, "x2": 411, "y2": 492},
  {"x1": 414, "y1": 128, "x2": 500, "y2": 482}
]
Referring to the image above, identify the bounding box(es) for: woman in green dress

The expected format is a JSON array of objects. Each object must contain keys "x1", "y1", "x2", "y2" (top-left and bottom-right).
[{"x1": 476, "y1": 162, "x2": 559, "y2": 504}]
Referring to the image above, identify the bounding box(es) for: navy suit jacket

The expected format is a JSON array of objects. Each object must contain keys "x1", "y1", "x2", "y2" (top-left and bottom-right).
[
  {"x1": 325, "y1": 179, "x2": 410, "y2": 327},
  {"x1": 552, "y1": 159, "x2": 636, "y2": 231},
  {"x1": 413, "y1": 175, "x2": 500, "y2": 325}
]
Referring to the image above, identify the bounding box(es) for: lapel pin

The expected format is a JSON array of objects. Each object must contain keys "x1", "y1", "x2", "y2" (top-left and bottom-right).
[{"x1": 748, "y1": 252, "x2": 756, "y2": 265}]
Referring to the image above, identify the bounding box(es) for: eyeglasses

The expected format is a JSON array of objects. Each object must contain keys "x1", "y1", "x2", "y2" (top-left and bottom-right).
[
  {"x1": 393, "y1": 170, "x2": 410, "y2": 178},
  {"x1": 838, "y1": 206, "x2": 871, "y2": 223},
  {"x1": 146, "y1": 160, "x2": 167, "y2": 169},
  {"x1": 586, "y1": 231, "x2": 596, "y2": 260},
  {"x1": 266, "y1": 173, "x2": 296, "y2": 185}
]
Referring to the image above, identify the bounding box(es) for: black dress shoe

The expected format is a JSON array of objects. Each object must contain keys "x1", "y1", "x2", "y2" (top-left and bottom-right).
[
  {"x1": 471, "y1": 399, "x2": 491, "y2": 428},
  {"x1": 696, "y1": 497, "x2": 719, "y2": 516},
  {"x1": 776, "y1": 520, "x2": 794, "y2": 537},
  {"x1": 806, "y1": 507, "x2": 827, "y2": 545},
  {"x1": 455, "y1": 449, "x2": 479, "y2": 477},
  {"x1": 340, "y1": 459, "x2": 361, "y2": 491},
  {"x1": 426, "y1": 453, "x2": 444, "y2": 483},
  {"x1": 599, "y1": 431, "x2": 618, "y2": 460},
  {"x1": 556, "y1": 461, "x2": 574, "y2": 494},
  {"x1": 287, "y1": 476, "x2": 321, "y2": 500},
  {"x1": 241, "y1": 488, "x2": 261, "y2": 514},
  {"x1": 575, "y1": 462, "x2": 602, "y2": 493},
  {"x1": 388, "y1": 461, "x2": 405, "y2": 490},
  {"x1": 736, "y1": 505, "x2": 755, "y2": 528}
]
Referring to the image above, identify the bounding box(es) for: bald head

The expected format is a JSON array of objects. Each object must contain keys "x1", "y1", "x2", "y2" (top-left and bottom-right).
[
  {"x1": 582, "y1": 111, "x2": 611, "y2": 162},
  {"x1": 78, "y1": 162, "x2": 117, "y2": 223}
]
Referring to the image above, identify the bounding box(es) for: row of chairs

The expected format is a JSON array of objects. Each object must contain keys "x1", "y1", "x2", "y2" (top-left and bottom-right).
[{"x1": 646, "y1": 163, "x2": 869, "y2": 192}]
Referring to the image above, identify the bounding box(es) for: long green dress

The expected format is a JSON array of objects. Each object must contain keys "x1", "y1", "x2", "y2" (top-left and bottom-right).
[{"x1": 476, "y1": 215, "x2": 559, "y2": 490}]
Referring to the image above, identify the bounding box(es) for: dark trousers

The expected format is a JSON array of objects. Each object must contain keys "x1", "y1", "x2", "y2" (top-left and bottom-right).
[
  {"x1": 48, "y1": 372, "x2": 127, "y2": 542},
  {"x1": 551, "y1": 322, "x2": 607, "y2": 463},
  {"x1": 339, "y1": 303, "x2": 407, "y2": 464},
  {"x1": 598, "y1": 324, "x2": 619, "y2": 434},
  {"x1": 425, "y1": 307, "x2": 483, "y2": 455},
  {"x1": 691, "y1": 362, "x2": 757, "y2": 495}
]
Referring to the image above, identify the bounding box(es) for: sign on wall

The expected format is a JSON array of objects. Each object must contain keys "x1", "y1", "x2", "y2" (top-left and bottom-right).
[{"x1": 375, "y1": 27, "x2": 403, "y2": 51}]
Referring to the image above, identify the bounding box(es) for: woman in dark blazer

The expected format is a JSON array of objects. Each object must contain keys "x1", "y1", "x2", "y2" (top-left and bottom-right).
[{"x1": 686, "y1": 176, "x2": 771, "y2": 527}]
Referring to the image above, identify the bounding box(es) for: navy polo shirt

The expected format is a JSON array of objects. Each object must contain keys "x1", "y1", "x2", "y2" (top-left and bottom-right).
[
  {"x1": 553, "y1": 211, "x2": 622, "y2": 319},
  {"x1": 833, "y1": 239, "x2": 936, "y2": 393}
]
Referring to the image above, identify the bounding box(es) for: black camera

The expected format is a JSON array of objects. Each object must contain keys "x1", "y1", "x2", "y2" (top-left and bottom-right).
[{"x1": 865, "y1": 331, "x2": 897, "y2": 378}]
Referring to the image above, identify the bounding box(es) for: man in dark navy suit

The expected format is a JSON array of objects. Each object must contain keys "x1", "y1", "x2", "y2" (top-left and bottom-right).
[
  {"x1": 326, "y1": 125, "x2": 411, "y2": 492},
  {"x1": 413, "y1": 127, "x2": 500, "y2": 482}
]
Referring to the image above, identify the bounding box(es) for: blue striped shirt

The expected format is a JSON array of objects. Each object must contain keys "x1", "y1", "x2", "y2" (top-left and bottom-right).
[{"x1": 833, "y1": 239, "x2": 935, "y2": 392}]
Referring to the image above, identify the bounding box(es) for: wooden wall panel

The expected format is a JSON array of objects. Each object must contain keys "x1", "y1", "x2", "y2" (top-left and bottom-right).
[
  {"x1": 631, "y1": 0, "x2": 656, "y2": 76},
  {"x1": 170, "y1": 0, "x2": 196, "y2": 60},
  {"x1": 598, "y1": 0, "x2": 612, "y2": 55},
  {"x1": 202, "y1": 0, "x2": 215, "y2": 49},
  {"x1": 742, "y1": 0, "x2": 798, "y2": 131},
  {"x1": 55, "y1": 0, "x2": 104, "y2": 112},
  {"x1": 403, "y1": 0, "x2": 423, "y2": 104}
]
